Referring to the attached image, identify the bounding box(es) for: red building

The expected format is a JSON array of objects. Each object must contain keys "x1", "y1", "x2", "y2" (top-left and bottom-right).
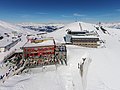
[
  {"x1": 22, "y1": 37, "x2": 67, "y2": 68},
  {"x1": 22, "y1": 38, "x2": 56, "y2": 67}
]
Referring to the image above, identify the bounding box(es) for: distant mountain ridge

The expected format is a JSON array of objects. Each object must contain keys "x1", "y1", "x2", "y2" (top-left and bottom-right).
[
  {"x1": 102, "y1": 22, "x2": 120, "y2": 29},
  {"x1": 17, "y1": 23, "x2": 65, "y2": 32}
]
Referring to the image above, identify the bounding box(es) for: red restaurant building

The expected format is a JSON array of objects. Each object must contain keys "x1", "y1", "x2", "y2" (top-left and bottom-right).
[
  {"x1": 22, "y1": 37, "x2": 67, "y2": 67},
  {"x1": 22, "y1": 38, "x2": 56, "y2": 67}
]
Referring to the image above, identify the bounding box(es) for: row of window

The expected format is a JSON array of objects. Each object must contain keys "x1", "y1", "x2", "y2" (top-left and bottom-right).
[
  {"x1": 73, "y1": 43, "x2": 98, "y2": 48},
  {"x1": 72, "y1": 40, "x2": 96, "y2": 43},
  {"x1": 72, "y1": 38, "x2": 99, "y2": 41},
  {"x1": 25, "y1": 52, "x2": 55, "y2": 57},
  {"x1": 73, "y1": 43, "x2": 97, "y2": 46},
  {"x1": 24, "y1": 47, "x2": 55, "y2": 52}
]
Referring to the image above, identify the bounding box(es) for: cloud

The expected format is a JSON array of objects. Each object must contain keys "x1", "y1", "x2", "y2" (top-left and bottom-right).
[
  {"x1": 36, "y1": 12, "x2": 48, "y2": 15},
  {"x1": 73, "y1": 13, "x2": 85, "y2": 17},
  {"x1": 21, "y1": 15, "x2": 30, "y2": 18},
  {"x1": 62, "y1": 13, "x2": 85, "y2": 18},
  {"x1": 15, "y1": 14, "x2": 32, "y2": 18},
  {"x1": 18, "y1": 12, "x2": 48, "y2": 19},
  {"x1": 61, "y1": 15, "x2": 72, "y2": 17},
  {"x1": 98, "y1": 13, "x2": 117, "y2": 17},
  {"x1": 116, "y1": 9, "x2": 120, "y2": 12},
  {"x1": 21, "y1": 15, "x2": 31, "y2": 18}
]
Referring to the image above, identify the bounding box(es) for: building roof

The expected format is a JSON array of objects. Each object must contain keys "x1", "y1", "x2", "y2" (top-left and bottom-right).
[
  {"x1": 67, "y1": 31, "x2": 86, "y2": 35},
  {"x1": 0, "y1": 37, "x2": 18, "y2": 48},
  {"x1": 23, "y1": 39, "x2": 55, "y2": 48},
  {"x1": 15, "y1": 49, "x2": 23, "y2": 53}
]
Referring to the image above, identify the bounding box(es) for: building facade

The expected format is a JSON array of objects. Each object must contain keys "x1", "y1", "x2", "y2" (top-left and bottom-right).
[
  {"x1": 64, "y1": 30, "x2": 100, "y2": 48},
  {"x1": 71, "y1": 36, "x2": 99, "y2": 48},
  {"x1": 22, "y1": 38, "x2": 67, "y2": 67}
]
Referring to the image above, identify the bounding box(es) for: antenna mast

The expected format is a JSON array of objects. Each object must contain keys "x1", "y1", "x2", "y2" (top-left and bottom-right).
[{"x1": 79, "y1": 23, "x2": 82, "y2": 31}]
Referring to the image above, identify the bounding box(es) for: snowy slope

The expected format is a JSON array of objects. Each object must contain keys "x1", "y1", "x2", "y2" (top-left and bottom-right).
[
  {"x1": 45, "y1": 22, "x2": 97, "y2": 43},
  {"x1": 102, "y1": 22, "x2": 120, "y2": 29},
  {"x1": 86, "y1": 27, "x2": 120, "y2": 90},
  {"x1": 0, "y1": 20, "x2": 39, "y2": 35},
  {"x1": 0, "y1": 20, "x2": 26, "y2": 34},
  {"x1": 1, "y1": 21, "x2": 120, "y2": 90}
]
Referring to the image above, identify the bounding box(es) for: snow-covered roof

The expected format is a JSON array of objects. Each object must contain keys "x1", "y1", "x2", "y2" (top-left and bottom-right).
[
  {"x1": 66, "y1": 22, "x2": 96, "y2": 32},
  {"x1": 0, "y1": 37, "x2": 18, "y2": 48},
  {"x1": 15, "y1": 49, "x2": 23, "y2": 53},
  {"x1": 23, "y1": 39, "x2": 55, "y2": 48}
]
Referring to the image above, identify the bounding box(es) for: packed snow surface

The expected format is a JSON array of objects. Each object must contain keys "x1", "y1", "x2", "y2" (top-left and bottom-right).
[{"x1": 0, "y1": 21, "x2": 120, "y2": 90}]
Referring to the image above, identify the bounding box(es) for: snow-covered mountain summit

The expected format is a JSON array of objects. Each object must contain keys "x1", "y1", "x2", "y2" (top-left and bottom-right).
[
  {"x1": 44, "y1": 21, "x2": 98, "y2": 42},
  {"x1": 0, "y1": 20, "x2": 25, "y2": 34}
]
